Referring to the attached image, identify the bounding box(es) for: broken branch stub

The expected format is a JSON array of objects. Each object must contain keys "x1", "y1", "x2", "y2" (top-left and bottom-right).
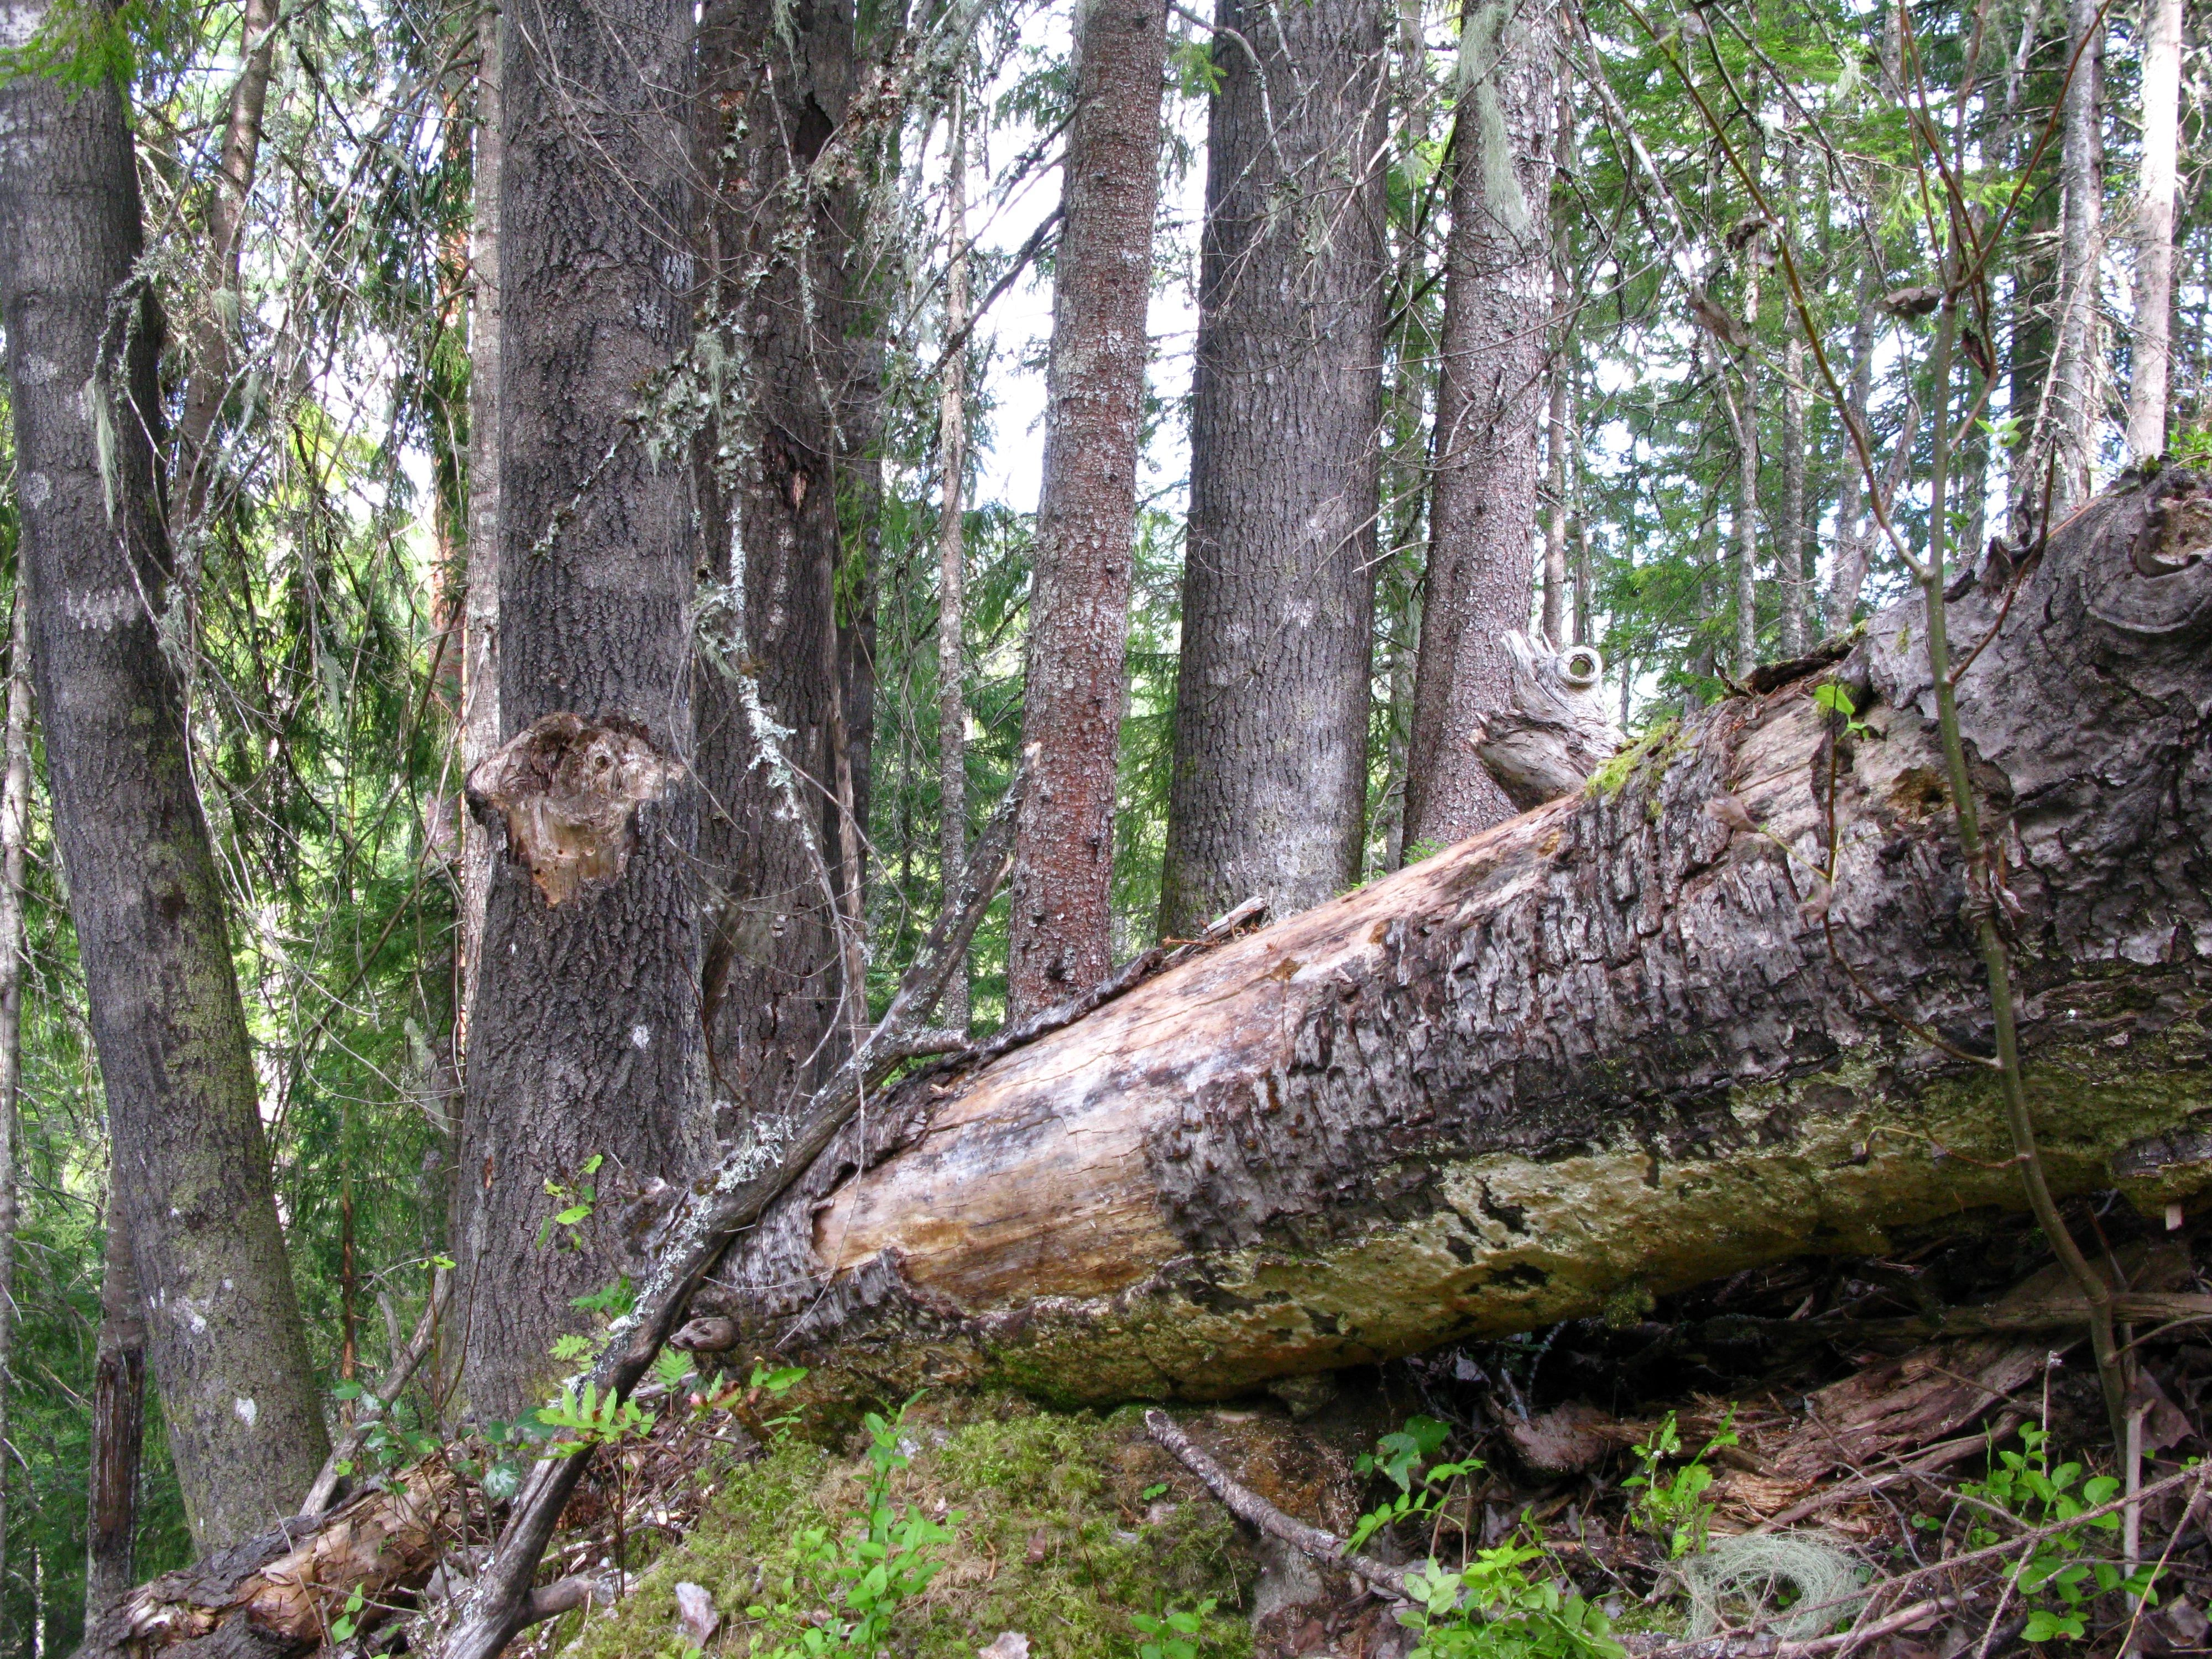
[
  {"x1": 1469, "y1": 630, "x2": 1625, "y2": 812},
  {"x1": 466, "y1": 712, "x2": 680, "y2": 906}
]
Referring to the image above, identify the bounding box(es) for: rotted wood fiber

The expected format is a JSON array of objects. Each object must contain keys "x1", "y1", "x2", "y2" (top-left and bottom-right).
[{"x1": 707, "y1": 470, "x2": 2212, "y2": 1407}]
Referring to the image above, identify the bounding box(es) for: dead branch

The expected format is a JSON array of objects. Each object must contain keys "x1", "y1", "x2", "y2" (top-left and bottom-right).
[{"x1": 1145, "y1": 1408, "x2": 1410, "y2": 1600}]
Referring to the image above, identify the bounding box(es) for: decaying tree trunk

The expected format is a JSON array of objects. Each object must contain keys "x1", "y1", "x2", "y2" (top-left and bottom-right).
[{"x1": 705, "y1": 468, "x2": 2212, "y2": 1406}]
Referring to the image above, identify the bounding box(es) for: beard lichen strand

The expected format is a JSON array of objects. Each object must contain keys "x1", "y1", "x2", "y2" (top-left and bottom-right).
[{"x1": 712, "y1": 472, "x2": 2211, "y2": 1409}]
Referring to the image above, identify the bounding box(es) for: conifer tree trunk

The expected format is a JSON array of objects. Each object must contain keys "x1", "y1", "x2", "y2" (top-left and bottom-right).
[
  {"x1": 1541, "y1": 70, "x2": 1573, "y2": 648},
  {"x1": 84, "y1": 1203, "x2": 146, "y2": 1617},
  {"x1": 936, "y1": 93, "x2": 973, "y2": 1034},
  {"x1": 1782, "y1": 327, "x2": 1807, "y2": 655},
  {"x1": 1825, "y1": 270, "x2": 1880, "y2": 636},
  {"x1": 0, "y1": 18, "x2": 329, "y2": 1542},
  {"x1": 2126, "y1": 0, "x2": 2183, "y2": 461},
  {"x1": 453, "y1": 0, "x2": 708, "y2": 1420},
  {"x1": 1006, "y1": 0, "x2": 1168, "y2": 1015},
  {"x1": 2049, "y1": 0, "x2": 2106, "y2": 513},
  {"x1": 458, "y1": 0, "x2": 502, "y2": 1048},
  {"x1": 697, "y1": 0, "x2": 875, "y2": 1113},
  {"x1": 1403, "y1": 0, "x2": 1558, "y2": 851},
  {"x1": 0, "y1": 596, "x2": 25, "y2": 1615},
  {"x1": 1160, "y1": 0, "x2": 1390, "y2": 931}
]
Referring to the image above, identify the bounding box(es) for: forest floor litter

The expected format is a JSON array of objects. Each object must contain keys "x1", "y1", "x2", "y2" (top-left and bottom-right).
[{"x1": 375, "y1": 1204, "x2": 2212, "y2": 1659}]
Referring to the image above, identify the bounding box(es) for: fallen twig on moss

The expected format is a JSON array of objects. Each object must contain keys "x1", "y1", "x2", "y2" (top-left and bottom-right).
[{"x1": 1144, "y1": 1409, "x2": 1410, "y2": 1599}]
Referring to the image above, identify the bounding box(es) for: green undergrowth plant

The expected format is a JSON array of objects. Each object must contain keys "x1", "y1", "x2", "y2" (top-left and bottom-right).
[
  {"x1": 567, "y1": 1397, "x2": 1251, "y2": 1659},
  {"x1": 1932, "y1": 1424, "x2": 2161, "y2": 1643},
  {"x1": 1623, "y1": 1410, "x2": 1736, "y2": 1560},
  {"x1": 1397, "y1": 1542, "x2": 1624, "y2": 1659},
  {"x1": 745, "y1": 1401, "x2": 957, "y2": 1659},
  {"x1": 1348, "y1": 1418, "x2": 1621, "y2": 1659},
  {"x1": 1349, "y1": 1415, "x2": 1481, "y2": 1552}
]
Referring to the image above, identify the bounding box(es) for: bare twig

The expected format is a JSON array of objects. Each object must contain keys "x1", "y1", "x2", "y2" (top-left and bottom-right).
[{"x1": 1145, "y1": 1409, "x2": 1411, "y2": 1599}]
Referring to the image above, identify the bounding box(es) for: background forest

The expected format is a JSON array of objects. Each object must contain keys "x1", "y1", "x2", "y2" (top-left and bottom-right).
[{"x1": 0, "y1": 0, "x2": 2200, "y2": 1645}]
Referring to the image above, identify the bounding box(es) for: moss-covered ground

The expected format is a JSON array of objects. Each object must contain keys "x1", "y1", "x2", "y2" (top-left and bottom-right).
[{"x1": 560, "y1": 1396, "x2": 1262, "y2": 1659}]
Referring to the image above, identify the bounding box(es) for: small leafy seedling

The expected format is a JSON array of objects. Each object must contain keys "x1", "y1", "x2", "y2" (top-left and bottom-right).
[
  {"x1": 1349, "y1": 1416, "x2": 1484, "y2": 1553},
  {"x1": 1812, "y1": 682, "x2": 1874, "y2": 740},
  {"x1": 535, "y1": 1154, "x2": 604, "y2": 1250},
  {"x1": 1624, "y1": 1408, "x2": 1737, "y2": 1559},
  {"x1": 1132, "y1": 1596, "x2": 1219, "y2": 1659}
]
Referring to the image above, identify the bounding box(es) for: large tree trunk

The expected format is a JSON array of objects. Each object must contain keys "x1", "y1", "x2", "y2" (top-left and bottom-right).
[
  {"x1": 2126, "y1": 0, "x2": 2183, "y2": 462},
  {"x1": 1404, "y1": 0, "x2": 1558, "y2": 851},
  {"x1": 1006, "y1": 0, "x2": 1168, "y2": 1015},
  {"x1": 452, "y1": 0, "x2": 707, "y2": 1420},
  {"x1": 1159, "y1": 0, "x2": 1389, "y2": 933},
  {"x1": 0, "y1": 21, "x2": 330, "y2": 1544},
  {"x1": 705, "y1": 468, "x2": 2212, "y2": 1406},
  {"x1": 696, "y1": 0, "x2": 875, "y2": 1116}
]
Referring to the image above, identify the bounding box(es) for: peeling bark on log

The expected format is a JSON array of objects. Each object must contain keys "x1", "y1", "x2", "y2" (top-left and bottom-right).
[
  {"x1": 76, "y1": 1466, "x2": 463, "y2": 1659},
  {"x1": 709, "y1": 471, "x2": 2212, "y2": 1407}
]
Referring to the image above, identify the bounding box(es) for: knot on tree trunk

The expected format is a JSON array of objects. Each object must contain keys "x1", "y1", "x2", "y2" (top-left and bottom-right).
[
  {"x1": 467, "y1": 713, "x2": 679, "y2": 906},
  {"x1": 1470, "y1": 630, "x2": 1624, "y2": 811}
]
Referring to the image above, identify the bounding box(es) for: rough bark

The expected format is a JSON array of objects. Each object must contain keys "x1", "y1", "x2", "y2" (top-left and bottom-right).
[
  {"x1": 1159, "y1": 0, "x2": 1390, "y2": 933},
  {"x1": 2126, "y1": 0, "x2": 2182, "y2": 462},
  {"x1": 696, "y1": 0, "x2": 876, "y2": 1116},
  {"x1": 1006, "y1": 0, "x2": 1167, "y2": 1015},
  {"x1": 0, "y1": 592, "x2": 25, "y2": 1619},
  {"x1": 702, "y1": 469, "x2": 2212, "y2": 1407},
  {"x1": 452, "y1": 0, "x2": 707, "y2": 1420},
  {"x1": 0, "y1": 19, "x2": 330, "y2": 1543},
  {"x1": 936, "y1": 91, "x2": 972, "y2": 1033},
  {"x1": 1403, "y1": 0, "x2": 1558, "y2": 852},
  {"x1": 85, "y1": 1207, "x2": 148, "y2": 1619}
]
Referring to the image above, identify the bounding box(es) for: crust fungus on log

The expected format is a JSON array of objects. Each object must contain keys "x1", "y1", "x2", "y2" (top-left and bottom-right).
[
  {"x1": 701, "y1": 469, "x2": 2212, "y2": 1407},
  {"x1": 466, "y1": 712, "x2": 679, "y2": 905}
]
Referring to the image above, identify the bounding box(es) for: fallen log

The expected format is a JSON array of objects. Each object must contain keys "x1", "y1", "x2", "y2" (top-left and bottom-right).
[{"x1": 709, "y1": 468, "x2": 2212, "y2": 1407}]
